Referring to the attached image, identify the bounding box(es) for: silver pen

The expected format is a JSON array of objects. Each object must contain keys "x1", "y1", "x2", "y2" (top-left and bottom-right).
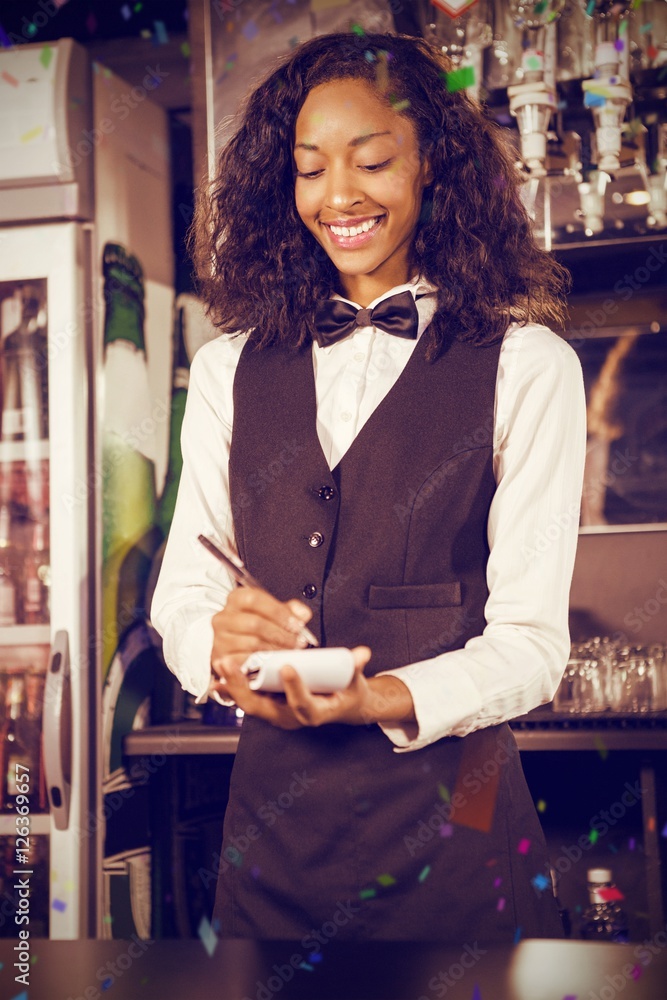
[{"x1": 198, "y1": 534, "x2": 319, "y2": 648}]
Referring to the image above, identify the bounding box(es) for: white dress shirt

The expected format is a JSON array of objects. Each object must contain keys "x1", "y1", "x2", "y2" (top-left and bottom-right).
[{"x1": 150, "y1": 275, "x2": 587, "y2": 752}]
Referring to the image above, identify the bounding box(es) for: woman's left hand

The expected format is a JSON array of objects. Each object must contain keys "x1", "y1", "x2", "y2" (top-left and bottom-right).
[{"x1": 213, "y1": 646, "x2": 415, "y2": 729}]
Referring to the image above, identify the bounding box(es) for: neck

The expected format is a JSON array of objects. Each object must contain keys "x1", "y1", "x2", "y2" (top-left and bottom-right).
[{"x1": 336, "y1": 261, "x2": 414, "y2": 307}]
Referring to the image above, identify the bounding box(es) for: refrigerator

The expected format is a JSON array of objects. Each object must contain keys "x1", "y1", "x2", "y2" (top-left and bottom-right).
[{"x1": 0, "y1": 38, "x2": 174, "y2": 939}]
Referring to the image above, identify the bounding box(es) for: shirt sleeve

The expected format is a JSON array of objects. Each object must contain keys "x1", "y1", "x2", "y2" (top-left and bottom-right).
[
  {"x1": 375, "y1": 324, "x2": 587, "y2": 752},
  {"x1": 150, "y1": 339, "x2": 241, "y2": 704}
]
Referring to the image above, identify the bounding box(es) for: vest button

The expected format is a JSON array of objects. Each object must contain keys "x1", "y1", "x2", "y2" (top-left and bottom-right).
[
  {"x1": 302, "y1": 584, "x2": 318, "y2": 599},
  {"x1": 307, "y1": 532, "x2": 324, "y2": 548},
  {"x1": 317, "y1": 486, "x2": 336, "y2": 501}
]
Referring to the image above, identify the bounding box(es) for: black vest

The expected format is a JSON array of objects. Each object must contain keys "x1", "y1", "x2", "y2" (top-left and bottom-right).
[
  {"x1": 229, "y1": 331, "x2": 499, "y2": 668},
  {"x1": 215, "y1": 330, "x2": 563, "y2": 943}
]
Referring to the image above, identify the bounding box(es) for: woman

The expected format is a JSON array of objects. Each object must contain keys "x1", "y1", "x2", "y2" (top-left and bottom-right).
[{"x1": 151, "y1": 30, "x2": 587, "y2": 943}]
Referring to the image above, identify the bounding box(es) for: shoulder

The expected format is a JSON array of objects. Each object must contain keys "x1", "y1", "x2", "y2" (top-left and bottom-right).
[
  {"x1": 190, "y1": 330, "x2": 251, "y2": 391},
  {"x1": 499, "y1": 321, "x2": 583, "y2": 386}
]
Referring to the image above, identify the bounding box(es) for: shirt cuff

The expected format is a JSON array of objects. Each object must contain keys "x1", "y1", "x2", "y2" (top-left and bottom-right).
[{"x1": 374, "y1": 656, "x2": 483, "y2": 752}]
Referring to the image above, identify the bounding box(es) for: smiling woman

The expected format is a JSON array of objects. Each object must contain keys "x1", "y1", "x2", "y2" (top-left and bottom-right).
[{"x1": 152, "y1": 30, "x2": 587, "y2": 945}]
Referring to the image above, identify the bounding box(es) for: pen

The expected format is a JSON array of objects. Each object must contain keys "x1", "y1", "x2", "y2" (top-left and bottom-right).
[{"x1": 198, "y1": 534, "x2": 320, "y2": 648}]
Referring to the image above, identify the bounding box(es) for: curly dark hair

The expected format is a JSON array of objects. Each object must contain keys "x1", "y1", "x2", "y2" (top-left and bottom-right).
[{"x1": 191, "y1": 30, "x2": 571, "y2": 361}]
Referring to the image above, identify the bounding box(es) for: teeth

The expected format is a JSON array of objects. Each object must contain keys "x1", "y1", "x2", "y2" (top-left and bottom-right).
[{"x1": 329, "y1": 217, "x2": 381, "y2": 238}]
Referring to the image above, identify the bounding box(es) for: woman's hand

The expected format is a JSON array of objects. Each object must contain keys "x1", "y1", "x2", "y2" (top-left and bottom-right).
[
  {"x1": 213, "y1": 643, "x2": 417, "y2": 730},
  {"x1": 208, "y1": 586, "x2": 313, "y2": 705}
]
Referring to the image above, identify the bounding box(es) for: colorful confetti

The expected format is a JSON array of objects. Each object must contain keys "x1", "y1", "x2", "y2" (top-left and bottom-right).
[
  {"x1": 359, "y1": 887, "x2": 376, "y2": 899},
  {"x1": 438, "y1": 783, "x2": 450, "y2": 802},
  {"x1": 376, "y1": 874, "x2": 396, "y2": 887},
  {"x1": 298, "y1": 961, "x2": 314, "y2": 971},
  {"x1": 439, "y1": 823, "x2": 453, "y2": 837},
  {"x1": 497, "y1": 896, "x2": 506, "y2": 911},
  {"x1": 242, "y1": 19, "x2": 259, "y2": 40},
  {"x1": 630, "y1": 965, "x2": 642, "y2": 981},
  {"x1": 513, "y1": 926, "x2": 522, "y2": 944},
  {"x1": 153, "y1": 20, "x2": 169, "y2": 45},
  {"x1": 494, "y1": 877, "x2": 502, "y2": 888},
  {"x1": 10, "y1": 993, "x2": 28, "y2": 1000},
  {"x1": 351, "y1": 23, "x2": 365, "y2": 36},
  {"x1": 101, "y1": 979, "x2": 113, "y2": 992},
  {"x1": 629, "y1": 837, "x2": 636, "y2": 851},
  {"x1": 418, "y1": 865, "x2": 431, "y2": 883},
  {"x1": 52, "y1": 898, "x2": 67, "y2": 912},
  {"x1": 198, "y1": 915, "x2": 218, "y2": 957},
  {"x1": 40, "y1": 45, "x2": 53, "y2": 69},
  {"x1": 121, "y1": 4, "x2": 132, "y2": 20},
  {"x1": 471, "y1": 987, "x2": 482, "y2": 1000},
  {"x1": 181, "y1": 41, "x2": 191, "y2": 58},
  {"x1": 594, "y1": 735, "x2": 607, "y2": 760},
  {"x1": 518, "y1": 838, "x2": 531, "y2": 854},
  {"x1": 1, "y1": 70, "x2": 19, "y2": 87},
  {"x1": 598, "y1": 886, "x2": 624, "y2": 902},
  {"x1": 537, "y1": 799, "x2": 547, "y2": 813},
  {"x1": 443, "y1": 65, "x2": 475, "y2": 93},
  {"x1": 0, "y1": 24, "x2": 12, "y2": 48},
  {"x1": 589, "y1": 829, "x2": 599, "y2": 845},
  {"x1": 661, "y1": 822, "x2": 667, "y2": 838},
  {"x1": 532, "y1": 873, "x2": 550, "y2": 892}
]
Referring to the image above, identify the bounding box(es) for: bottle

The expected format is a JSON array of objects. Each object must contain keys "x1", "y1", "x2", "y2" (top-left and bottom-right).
[
  {"x1": 580, "y1": 868, "x2": 629, "y2": 942},
  {"x1": 0, "y1": 675, "x2": 38, "y2": 812},
  {"x1": 0, "y1": 503, "x2": 17, "y2": 627},
  {"x1": 23, "y1": 669, "x2": 47, "y2": 811},
  {"x1": 21, "y1": 520, "x2": 50, "y2": 624},
  {"x1": 0, "y1": 284, "x2": 48, "y2": 442},
  {"x1": 101, "y1": 243, "x2": 161, "y2": 675}
]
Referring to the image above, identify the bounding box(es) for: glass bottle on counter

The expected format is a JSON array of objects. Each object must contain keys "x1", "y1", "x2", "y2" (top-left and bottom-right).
[
  {"x1": 0, "y1": 675, "x2": 38, "y2": 812},
  {"x1": 0, "y1": 284, "x2": 48, "y2": 442},
  {"x1": 0, "y1": 503, "x2": 17, "y2": 627},
  {"x1": 580, "y1": 868, "x2": 629, "y2": 942},
  {"x1": 21, "y1": 519, "x2": 50, "y2": 624}
]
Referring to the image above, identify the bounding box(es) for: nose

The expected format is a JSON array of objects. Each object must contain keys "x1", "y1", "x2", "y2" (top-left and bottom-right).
[{"x1": 323, "y1": 162, "x2": 364, "y2": 213}]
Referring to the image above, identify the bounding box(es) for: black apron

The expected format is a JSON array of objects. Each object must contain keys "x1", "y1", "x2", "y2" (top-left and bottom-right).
[{"x1": 212, "y1": 329, "x2": 563, "y2": 943}]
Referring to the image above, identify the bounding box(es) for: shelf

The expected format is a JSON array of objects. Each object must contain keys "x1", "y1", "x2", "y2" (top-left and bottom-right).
[
  {"x1": 0, "y1": 625, "x2": 50, "y2": 647},
  {"x1": 0, "y1": 813, "x2": 50, "y2": 836},
  {"x1": 0, "y1": 440, "x2": 49, "y2": 464}
]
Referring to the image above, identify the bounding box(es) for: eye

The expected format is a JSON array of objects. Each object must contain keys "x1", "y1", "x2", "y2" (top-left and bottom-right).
[
  {"x1": 361, "y1": 159, "x2": 393, "y2": 172},
  {"x1": 295, "y1": 169, "x2": 323, "y2": 179}
]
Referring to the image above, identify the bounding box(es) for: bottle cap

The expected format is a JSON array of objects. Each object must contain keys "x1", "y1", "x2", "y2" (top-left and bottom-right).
[{"x1": 587, "y1": 868, "x2": 612, "y2": 883}]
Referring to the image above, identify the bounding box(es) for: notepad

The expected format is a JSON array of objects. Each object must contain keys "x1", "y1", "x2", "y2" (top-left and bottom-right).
[{"x1": 240, "y1": 648, "x2": 355, "y2": 693}]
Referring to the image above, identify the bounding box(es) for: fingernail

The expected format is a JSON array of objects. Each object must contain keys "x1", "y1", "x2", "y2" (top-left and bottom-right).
[
  {"x1": 288, "y1": 616, "x2": 305, "y2": 632},
  {"x1": 296, "y1": 634, "x2": 308, "y2": 648},
  {"x1": 292, "y1": 603, "x2": 311, "y2": 621}
]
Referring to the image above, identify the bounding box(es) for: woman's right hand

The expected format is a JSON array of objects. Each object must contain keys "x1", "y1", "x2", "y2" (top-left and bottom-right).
[{"x1": 209, "y1": 587, "x2": 313, "y2": 701}]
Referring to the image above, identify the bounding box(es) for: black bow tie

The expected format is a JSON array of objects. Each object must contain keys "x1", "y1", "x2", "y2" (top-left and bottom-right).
[{"x1": 314, "y1": 290, "x2": 420, "y2": 348}]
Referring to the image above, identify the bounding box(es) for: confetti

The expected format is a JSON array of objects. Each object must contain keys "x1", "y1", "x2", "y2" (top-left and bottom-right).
[
  {"x1": 121, "y1": 4, "x2": 132, "y2": 20},
  {"x1": 181, "y1": 41, "x2": 191, "y2": 58},
  {"x1": 497, "y1": 896, "x2": 506, "y2": 911},
  {"x1": 198, "y1": 915, "x2": 218, "y2": 957},
  {"x1": 351, "y1": 23, "x2": 365, "y2": 36},
  {"x1": 0, "y1": 23, "x2": 12, "y2": 47},
  {"x1": 586, "y1": 0, "x2": 595, "y2": 12},
  {"x1": 439, "y1": 823, "x2": 453, "y2": 837},
  {"x1": 584, "y1": 92, "x2": 607, "y2": 109},
  {"x1": 10, "y1": 993, "x2": 28, "y2": 1000},
  {"x1": 532, "y1": 873, "x2": 550, "y2": 892},
  {"x1": 309, "y1": 952, "x2": 323, "y2": 963},
  {"x1": 359, "y1": 887, "x2": 376, "y2": 899},
  {"x1": 517, "y1": 838, "x2": 531, "y2": 854},
  {"x1": 494, "y1": 877, "x2": 502, "y2": 888},
  {"x1": 438, "y1": 783, "x2": 450, "y2": 802},
  {"x1": 135, "y1": 2, "x2": 143, "y2": 10},
  {"x1": 242, "y1": 20, "x2": 259, "y2": 40},
  {"x1": 661, "y1": 822, "x2": 667, "y2": 838},
  {"x1": 514, "y1": 926, "x2": 522, "y2": 944},
  {"x1": 537, "y1": 799, "x2": 547, "y2": 813},
  {"x1": 103, "y1": 915, "x2": 113, "y2": 923},
  {"x1": 472, "y1": 987, "x2": 482, "y2": 1000},
  {"x1": 298, "y1": 961, "x2": 315, "y2": 971},
  {"x1": 598, "y1": 886, "x2": 624, "y2": 902},
  {"x1": 418, "y1": 865, "x2": 431, "y2": 883},
  {"x1": 365, "y1": 50, "x2": 376, "y2": 62},
  {"x1": 639, "y1": 22, "x2": 652, "y2": 34},
  {"x1": 101, "y1": 979, "x2": 113, "y2": 992},
  {"x1": 1, "y1": 71, "x2": 19, "y2": 87},
  {"x1": 594, "y1": 735, "x2": 608, "y2": 760},
  {"x1": 40, "y1": 45, "x2": 53, "y2": 69},
  {"x1": 648, "y1": 816, "x2": 656, "y2": 833},
  {"x1": 630, "y1": 965, "x2": 642, "y2": 981},
  {"x1": 52, "y1": 898, "x2": 67, "y2": 912},
  {"x1": 154, "y1": 20, "x2": 169, "y2": 44},
  {"x1": 443, "y1": 65, "x2": 475, "y2": 93},
  {"x1": 376, "y1": 874, "x2": 396, "y2": 887},
  {"x1": 589, "y1": 829, "x2": 599, "y2": 845},
  {"x1": 288, "y1": 36, "x2": 299, "y2": 49},
  {"x1": 629, "y1": 837, "x2": 636, "y2": 851}
]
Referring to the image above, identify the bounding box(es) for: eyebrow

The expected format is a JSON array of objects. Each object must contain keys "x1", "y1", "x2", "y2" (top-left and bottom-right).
[{"x1": 294, "y1": 130, "x2": 393, "y2": 151}]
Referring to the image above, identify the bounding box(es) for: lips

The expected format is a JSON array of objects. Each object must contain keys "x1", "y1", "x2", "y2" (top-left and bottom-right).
[{"x1": 321, "y1": 215, "x2": 385, "y2": 249}]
